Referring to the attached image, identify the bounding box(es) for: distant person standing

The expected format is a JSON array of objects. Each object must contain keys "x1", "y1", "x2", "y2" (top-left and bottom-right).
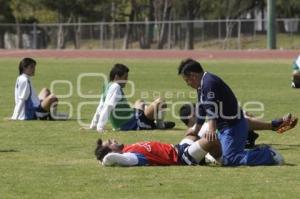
[
  {"x1": 291, "y1": 55, "x2": 300, "y2": 88},
  {"x1": 11, "y1": 58, "x2": 58, "y2": 120}
]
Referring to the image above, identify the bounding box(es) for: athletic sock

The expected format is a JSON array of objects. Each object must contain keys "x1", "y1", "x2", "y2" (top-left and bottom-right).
[{"x1": 187, "y1": 142, "x2": 207, "y2": 164}]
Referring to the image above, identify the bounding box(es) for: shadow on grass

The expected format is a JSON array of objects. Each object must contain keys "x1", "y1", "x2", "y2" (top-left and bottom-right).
[
  {"x1": 0, "y1": 149, "x2": 19, "y2": 153},
  {"x1": 270, "y1": 143, "x2": 300, "y2": 150},
  {"x1": 284, "y1": 163, "x2": 297, "y2": 166}
]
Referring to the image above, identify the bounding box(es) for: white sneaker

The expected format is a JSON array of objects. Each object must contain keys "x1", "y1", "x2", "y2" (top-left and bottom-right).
[
  {"x1": 269, "y1": 147, "x2": 285, "y2": 165},
  {"x1": 205, "y1": 153, "x2": 221, "y2": 165}
]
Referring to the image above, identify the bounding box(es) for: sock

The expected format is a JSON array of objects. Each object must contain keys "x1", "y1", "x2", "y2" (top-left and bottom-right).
[
  {"x1": 187, "y1": 142, "x2": 207, "y2": 163},
  {"x1": 155, "y1": 109, "x2": 165, "y2": 129}
]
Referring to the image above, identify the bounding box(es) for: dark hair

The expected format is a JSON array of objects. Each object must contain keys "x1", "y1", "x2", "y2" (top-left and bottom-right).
[
  {"x1": 19, "y1": 57, "x2": 36, "y2": 75},
  {"x1": 109, "y1": 64, "x2": 129, "y2": 81},
  {"x1": 179, "y1": 103, "x2": 195, "y2": 126},
  {"x1": 178, "y1": 58, "x2": 203, "y2": 76},
  {"x1": 94, "y1": 139, "x2": 112, "y2": 161}
]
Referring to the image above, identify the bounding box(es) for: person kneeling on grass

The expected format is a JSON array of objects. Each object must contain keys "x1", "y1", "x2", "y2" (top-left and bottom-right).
[
  {"x1": 179, "y1": 103, "x2": 298, "y2": 148},
  {"x1": 90, "y1": 63, "x2": 175, "y2": 133},
  {"x1": 178, "y1": 58, "x2": 296, "y2": 166},
  {"x1": 11, "y1": 58, "x2": 63, "y2": 120},
  {"x1": 291, "y1": 55, "x2": 300, "y2": 88}
]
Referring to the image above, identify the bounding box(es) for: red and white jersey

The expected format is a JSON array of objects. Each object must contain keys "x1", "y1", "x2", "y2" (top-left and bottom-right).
[{"x1": 122, "y1": 141, "x2": 179, "y2": 166}]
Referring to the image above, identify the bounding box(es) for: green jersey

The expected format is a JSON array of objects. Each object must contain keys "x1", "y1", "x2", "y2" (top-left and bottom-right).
[{"x1": 102, "y1": 82, "x2": 134, "y2": 129}]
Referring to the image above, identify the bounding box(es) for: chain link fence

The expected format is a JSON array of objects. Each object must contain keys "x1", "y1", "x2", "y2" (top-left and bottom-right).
[{"x1": 0, "y1": 18, "x2": 300, "y2": 50}]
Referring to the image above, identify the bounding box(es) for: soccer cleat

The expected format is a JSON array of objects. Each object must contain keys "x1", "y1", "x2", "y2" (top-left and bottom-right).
[
  {"x1": 271, "y1": 113, "x2": 298, "y2": 134},
  {"x1": 162, "y1": 121, "x2": 176, "y2": 129},
  {"x1": 291, "y1": 82, "x2": 296, "y2": 88},
  {"x1": 156, "y1": 121, "x2": 176, "y2": 129},
  {"x1": 269, "y1": 147, "x2": 285, "y2": 165},
  {"x1": 291, "y1": 81, "x2": 300, "y2": 88},
  {"x1": 245, "y1": 131, "x2": 259, "y2": 149}
]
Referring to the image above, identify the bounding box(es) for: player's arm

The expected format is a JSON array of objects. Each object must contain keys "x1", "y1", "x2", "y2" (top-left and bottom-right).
[
  {"x1": 185, "y1": 104, "x2": 205, "y2": 136},
  {"x1": 185, "y1": 123, "x2": 202, "y2": 136},
  {"x1": 204, "y1": 119, "x2": 218, "y2": 142},
  {"x1": 201, "y1": 81, "x2": 219, "y2": 142},
  {"x1": 96, "y1": 85, "x2": 122, "y2": 132},
  {"x1": 11, "y1": 80, "x2": 30, "y2": 120},
  {"x1": 102, "y1": 153, "x2": 139, "y2": 166},
  {"x1": 90, "y1": 95, "x2": 104, "y2": 129}
]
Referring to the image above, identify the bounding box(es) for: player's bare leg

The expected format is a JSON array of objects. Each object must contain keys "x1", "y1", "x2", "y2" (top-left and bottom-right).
[{"x1": 38, "y1": 88, "x2": 51, "y2": 100}]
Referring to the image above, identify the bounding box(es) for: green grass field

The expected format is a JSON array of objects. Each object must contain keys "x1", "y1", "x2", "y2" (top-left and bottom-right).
[{"x1": 0, "y1": 58, "x2": 300, "y2": 199}]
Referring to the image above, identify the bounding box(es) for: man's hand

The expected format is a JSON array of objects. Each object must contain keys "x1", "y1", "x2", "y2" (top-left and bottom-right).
[
  {"x1": 185, "y1": 124, "x2": 201, "y2": 136},
  {"x1": 203, "y1": 130, "x2": 218, "y2": 142},
  {"x1": 185, "y1": 127, "x2": 197, "y2": 136}
]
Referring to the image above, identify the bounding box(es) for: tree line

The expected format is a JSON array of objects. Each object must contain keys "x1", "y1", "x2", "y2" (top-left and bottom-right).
[{"x1": 0, "y1": 0, "x2": 300, "y2": 49}]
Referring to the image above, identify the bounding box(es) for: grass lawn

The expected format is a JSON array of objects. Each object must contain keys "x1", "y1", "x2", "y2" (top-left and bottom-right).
[{"x1": 0, "y1": 58, "x2": 300, "y2": 199}]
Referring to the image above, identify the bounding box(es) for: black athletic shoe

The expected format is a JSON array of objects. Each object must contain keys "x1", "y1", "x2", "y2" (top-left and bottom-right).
[
  {"x1": 245, "y1": 130, "x2": 259, "y2": 149},
  {"x1": 161, "y1": 121, "x2": 175, "y2": 129},
  {"x1": 291, "y1": 81, "x2": 300, "y2": 88}
]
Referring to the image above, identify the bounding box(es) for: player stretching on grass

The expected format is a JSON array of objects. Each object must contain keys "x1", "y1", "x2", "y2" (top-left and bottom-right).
[
  {"x1": 179, "y1": 103, "x2": 298, "y2": 148},
  {"x1": 90, "y1": 63, "x2": 175, "y2": 133},
  {"x1": 11, "y1": 58, "x2": 59, "y2": 120},
  {"x1": 178, "y1": 58, "x2": 294, "y2": 166}
]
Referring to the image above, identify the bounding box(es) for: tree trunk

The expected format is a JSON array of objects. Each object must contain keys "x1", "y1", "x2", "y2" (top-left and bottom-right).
[
  {"x1": 144, "y1": 0, "x2": 155, "y2": 48},
  {"x1": 123, "y1": 0, "x2": 136, "y2": 49},
  {"x1": 57, "y1": 23, "x2": 65, "y2": 49},
  {"x1": 15, "y1": 20, "x2": 22, "y2": 49},
  {"x1": 74, "y1": 17, "x2": 81, "y2": 49},
  {"x1": 184, "y1": 0, "x2": 195, "y2": 49},
  {"x1": 157, "y1": 0, "x2": 171, "y2": 49},
  {"x1": 0, "y1": 29, "x2": 4, "y2": 48}
]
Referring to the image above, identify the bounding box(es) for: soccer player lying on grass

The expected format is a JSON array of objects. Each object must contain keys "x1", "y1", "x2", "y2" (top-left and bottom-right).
[
  {"x1": 179, "y1": 103, "x2": 298, "y2": 148},
  {"x1": 95, "y1": 135, "x2": 221, "y2": 166},
  {"x1": 11, "y1": 58, "x2": 66, "y2": 120},
  {"x1": 90, "y1": 63, "x2": 175, "y2": 133},
  {"x1": 291, "y1": 55, "x2": 300, "y2": 88}
]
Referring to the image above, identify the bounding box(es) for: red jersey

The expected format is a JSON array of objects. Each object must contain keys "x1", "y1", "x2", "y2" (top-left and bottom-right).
[{"x1": 122, "y1": 141, "x2": 179, "y2": 166}]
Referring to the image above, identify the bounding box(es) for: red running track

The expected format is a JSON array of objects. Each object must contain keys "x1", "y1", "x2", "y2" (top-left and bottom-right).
[{"x1": 0, "y1": 49, "x2": 298, "y2": 59}]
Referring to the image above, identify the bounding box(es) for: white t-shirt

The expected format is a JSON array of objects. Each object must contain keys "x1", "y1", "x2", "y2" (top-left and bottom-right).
[
  {"x1": 11, "y1": 74, "x2": 40, "y2": 120},
  {"x1": 295, "y1": 55, "x2": 300, "y2": 70},
  {"x1": 90, "y1": 82, "x2": 123, "y2": 130}
]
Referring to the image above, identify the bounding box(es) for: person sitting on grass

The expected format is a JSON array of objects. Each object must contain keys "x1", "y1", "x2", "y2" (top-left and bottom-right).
[
  {"x1": 179, "y1": 103, "x2": 298, "y2": 148},
  {"x1": 291, "y1": 55, "x2": 300, "y2": 88},
  {"x1": 11, "y1": 58, "x2": 60, "y2": 120},
  {"x1": 90, "y1": 63, "x2": 175, "y2": 133}
]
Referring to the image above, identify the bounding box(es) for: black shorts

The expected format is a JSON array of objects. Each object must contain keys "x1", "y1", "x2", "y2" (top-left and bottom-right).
[{"x1": 120, "y1": 109, "x2": 156, "y2": 131}]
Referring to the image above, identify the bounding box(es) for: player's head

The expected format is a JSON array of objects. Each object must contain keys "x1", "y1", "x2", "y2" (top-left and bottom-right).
[
  {"x1": 179, "y1": 103, "x2": 196, "y2": 127},
  {"x1": 19, "y1": 57, "x2": 36, "y2": 76},
  {"x1": 109, "y1": 64, "x2": 129, "y2": 88},
  {"x1": 94, "y1": 138, "x2": 124, "y2": 162},
  {"x1": 178, "y1": 58, "x2": 203, "y2": 89}
]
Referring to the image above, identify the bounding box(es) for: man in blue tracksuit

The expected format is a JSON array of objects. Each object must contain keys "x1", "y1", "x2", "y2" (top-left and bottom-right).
[{"x1": 178, "y1": 58, "x2": 289, "y2": 166}]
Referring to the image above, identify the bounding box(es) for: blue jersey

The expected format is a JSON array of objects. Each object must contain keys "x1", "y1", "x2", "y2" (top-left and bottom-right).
[{"x1": 196, "y1": 72, "x2": 242, "y2": 130}]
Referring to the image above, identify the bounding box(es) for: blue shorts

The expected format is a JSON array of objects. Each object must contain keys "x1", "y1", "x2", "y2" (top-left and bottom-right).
[
  {"x1": 120, "y1": 109, "x2": 156, "y2": 131},
  {"x1": 175, "y1": 143, "x2": 201, "y2": 165},
  {"x1": 25, "y1": 99, "x2": 49, "y2": 120},
  {"x1": 218, "y1": 117, "x2": 275, "y2": 166}
]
